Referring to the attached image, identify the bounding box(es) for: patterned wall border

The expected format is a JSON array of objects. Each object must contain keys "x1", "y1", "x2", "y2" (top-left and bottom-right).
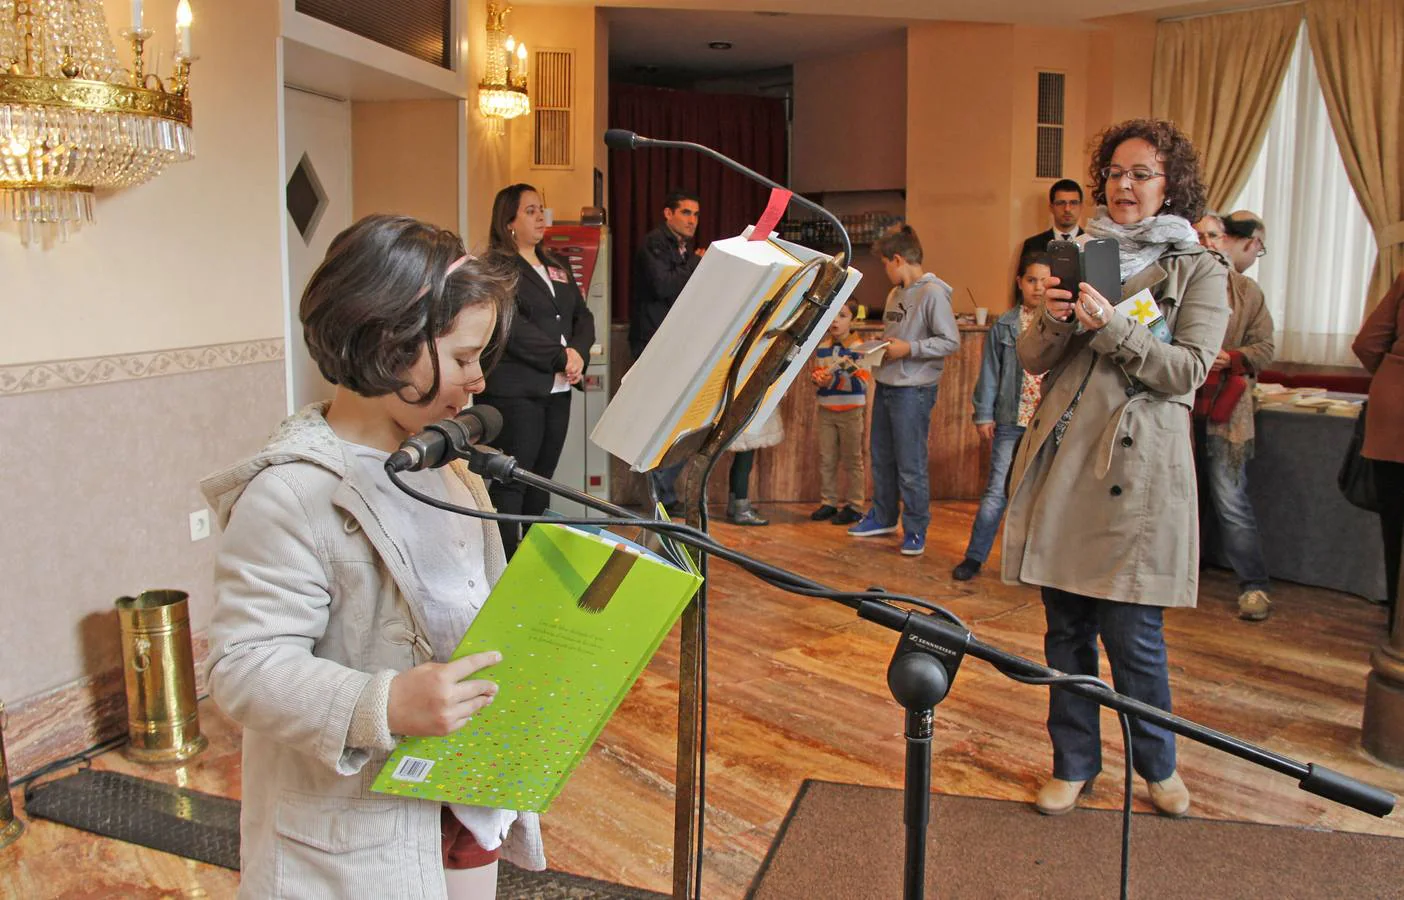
[{"x1": 0, "y1": 338, "x2": 285, "y2": 396}]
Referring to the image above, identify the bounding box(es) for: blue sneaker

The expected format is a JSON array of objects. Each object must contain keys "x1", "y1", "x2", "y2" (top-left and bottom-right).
[
  {"x1": 900, "y1": 532, "x2": 926, "y2": 556},
  {"x1": 848, "y1": 512, "x2": 898, "y2": 537}
]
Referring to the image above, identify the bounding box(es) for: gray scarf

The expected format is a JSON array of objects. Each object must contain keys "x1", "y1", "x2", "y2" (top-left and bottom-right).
[{"x1": 1085, "y1": 206, "x2": 1200, "y2": 281}]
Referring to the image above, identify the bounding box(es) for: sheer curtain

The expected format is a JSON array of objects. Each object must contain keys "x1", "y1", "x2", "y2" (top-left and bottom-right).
[{"x1": 1228, "y1": 23, "x2": 1376, "y2": 366}]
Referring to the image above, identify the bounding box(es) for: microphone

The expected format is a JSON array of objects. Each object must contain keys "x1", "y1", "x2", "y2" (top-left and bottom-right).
[
  {"x1": 603, "y1": 128, "x2": 852, "y2": 265},
  {"x1": 603, "y1": 128, "x2": 641, "y2": 151},
  {"x1": 386, "y1": 406, "x2": 503, "y2": 473}
]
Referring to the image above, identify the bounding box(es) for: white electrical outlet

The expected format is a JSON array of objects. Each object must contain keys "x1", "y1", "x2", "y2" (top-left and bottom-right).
[{"x1": 189, "y1": 509, "x2": 211, "y2": 542}]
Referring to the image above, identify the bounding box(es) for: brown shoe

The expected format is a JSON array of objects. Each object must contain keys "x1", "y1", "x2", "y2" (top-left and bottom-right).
[
  {"x1": 1147, "y1": 772, "x2": 1190, "y2": 817},
  {"x1": 1238, "y1": 590, "x2": 1271, "y2": 621},
  {"x1": 1034, "y1": 777, "x2": 1094, "y2": 816}
]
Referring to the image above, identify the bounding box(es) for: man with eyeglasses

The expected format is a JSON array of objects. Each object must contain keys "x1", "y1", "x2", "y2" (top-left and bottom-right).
[
  {"x1": 1193, "y1": 210, "x2": 1277, "y2": 621},
  {"x1": 1194, "y1": 212, "x2": 1227, "y2": 251},
  {"x1": 1020, "y1": 178, "x2": 1085, "y2": 259}
]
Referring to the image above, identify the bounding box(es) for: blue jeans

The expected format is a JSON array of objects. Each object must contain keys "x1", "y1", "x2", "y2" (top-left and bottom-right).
[
  {"x1": 870, "y1": 383, "x2": 939, "y2": 536},
  {"x1": 1203, "y1": 452, "x2": 1270, "y2": 592},
  {"x1": 1042, "y1": 588, "x2": 1177, "y2": 783},
  {"x1": 964, "y1": 424, "x2": 1025, "y2": 563}
]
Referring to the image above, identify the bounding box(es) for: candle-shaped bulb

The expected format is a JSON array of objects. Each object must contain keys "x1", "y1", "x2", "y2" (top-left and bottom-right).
[
  {"x1": 176, "y1": 0, "x2": 193, "y2": 57},
  {"x1": 517, "y1": 42, "x2": 528, "y2": 78},
  {"x1": 131, "y1": 0, "x2": 144, "y2": 31},
  {"x1": 505, "y1": 35, "x2": 515, "y2": 53}
]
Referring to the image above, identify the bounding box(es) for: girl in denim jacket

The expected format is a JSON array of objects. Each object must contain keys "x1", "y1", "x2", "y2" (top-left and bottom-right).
[{"x1": 951, "y1": 252, "x2": 1051, "y2": 581}]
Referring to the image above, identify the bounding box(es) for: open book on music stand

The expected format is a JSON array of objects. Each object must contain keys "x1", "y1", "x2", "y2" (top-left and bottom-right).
[{"x1": 591, "y1": 227, "x2": 862, "y2": 472}]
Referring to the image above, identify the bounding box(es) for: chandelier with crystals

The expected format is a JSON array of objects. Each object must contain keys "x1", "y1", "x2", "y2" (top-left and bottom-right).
[
  {"x1": 0, "y1": 0, "x2": 195, "y2": 244},
  {"x1": 478, "y1": 2, "x2": 528, "y2": 123}
]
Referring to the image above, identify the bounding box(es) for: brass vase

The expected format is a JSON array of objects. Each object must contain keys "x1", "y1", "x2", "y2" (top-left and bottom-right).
[
  {"x1": 0, "y1": 699, "x2": 23, "y2": 850},
  {"x1": 115, "y1": 590, "x2": 207, "y2": 763}
]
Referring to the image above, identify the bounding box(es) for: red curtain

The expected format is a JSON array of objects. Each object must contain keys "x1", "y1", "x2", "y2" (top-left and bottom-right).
[{"x1": 608, "y1": 83, "x2": 788, "y2": 322}]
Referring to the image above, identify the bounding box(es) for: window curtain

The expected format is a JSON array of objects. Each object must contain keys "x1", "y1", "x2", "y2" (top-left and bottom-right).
[
  {"x1": 1305, "y1": 0, "x2": 1404, "y2": 311},
  {"x1": 1229, "y1": 24, "x2": 1377, "y2": 366},
  {"x1": 607, "y1": 84, "x2": 788, "y2": 323},
  {"x1": 1151, "y1": 3, "x2": 1304, "y2": 212}
]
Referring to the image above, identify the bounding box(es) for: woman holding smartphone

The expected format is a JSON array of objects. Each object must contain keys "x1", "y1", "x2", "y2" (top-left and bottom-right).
[{"x1": 1001, "y1": 119, "x2": 1228, "y2": 818}]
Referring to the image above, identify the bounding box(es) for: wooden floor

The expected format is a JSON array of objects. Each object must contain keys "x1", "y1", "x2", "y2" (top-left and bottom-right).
[{"x1": 4, "y1": 501, "x2": 1403, "y2": 899}]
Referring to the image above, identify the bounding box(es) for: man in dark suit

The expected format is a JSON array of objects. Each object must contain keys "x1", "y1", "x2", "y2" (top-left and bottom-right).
[
  {"x1": 628, "y1": 189, "x2": 702, "y2": 359},
  {"x1": 628, "y1": 189, "x2": 702, "y2": 513},
  {"x1": 1019, "y1": 178, "x2": 1085, "y2": 259}
]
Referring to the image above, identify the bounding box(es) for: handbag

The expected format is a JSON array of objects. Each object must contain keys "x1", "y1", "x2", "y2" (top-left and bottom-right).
[
  {"x1": 1193, "y1": 369, "x2": 1248, "y2": 424},
  {"x1": 1338, "y1": 401, "x2": 1382, "y2": 512}
]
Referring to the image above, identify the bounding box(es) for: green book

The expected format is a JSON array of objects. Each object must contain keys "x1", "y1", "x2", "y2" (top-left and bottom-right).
[{"x1": 371, "y1": 522, "x2": 702, "y2": 812}]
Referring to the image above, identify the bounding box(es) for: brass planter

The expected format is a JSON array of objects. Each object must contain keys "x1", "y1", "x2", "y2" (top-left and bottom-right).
[
  {"x1": 115, "y1": 590, "x2": 207, "y2": 764},
  {"x1": 0, "y1": 700, "x2": 24, "y2": 850}
]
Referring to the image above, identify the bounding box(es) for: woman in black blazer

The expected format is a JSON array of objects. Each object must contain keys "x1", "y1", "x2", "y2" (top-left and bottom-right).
[{"x1": 479, "y1": 183, "x2": 596, "y2": 555}]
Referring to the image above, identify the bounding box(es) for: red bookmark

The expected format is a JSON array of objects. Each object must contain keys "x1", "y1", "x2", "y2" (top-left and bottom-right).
[{"x1": 748, "y1": 187, "x2": 792, "y2": 240}]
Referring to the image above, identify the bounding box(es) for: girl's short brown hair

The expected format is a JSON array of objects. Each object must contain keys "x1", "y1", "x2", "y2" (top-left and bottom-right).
[
  {"x1": 299, "y1": 214, "x2": 517, "y2": 404},
  {"x1": 874, "y1": 224, "x2": 922, "y2": 264},
  {"x1": 1088, "y1": 118, "x2": 1208, "y2": 222}
]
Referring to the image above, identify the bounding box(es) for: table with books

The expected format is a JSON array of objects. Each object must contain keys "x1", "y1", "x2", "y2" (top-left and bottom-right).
[{"x1": 1201, "y1": 387, "x2": 1388, "y2": 602}]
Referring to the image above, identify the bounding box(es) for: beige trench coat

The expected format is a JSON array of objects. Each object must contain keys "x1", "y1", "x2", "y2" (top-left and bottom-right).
[{"x1": 1001, "y1": 248, "x2": 1229, "y2": 608}]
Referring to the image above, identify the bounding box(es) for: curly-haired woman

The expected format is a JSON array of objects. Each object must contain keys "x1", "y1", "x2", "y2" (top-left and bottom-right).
[{"x1": 1001, "y1": 119, "x2": 1229, "y2": 818}]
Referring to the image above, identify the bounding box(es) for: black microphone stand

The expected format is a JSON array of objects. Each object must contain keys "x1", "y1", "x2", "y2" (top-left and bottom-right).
[
  {"x1": 444, "y1": 447, "x2": 1397, "y2": 900},
  {"x1": 608, "y1": 126, "x2": 854, "y2": 900}
]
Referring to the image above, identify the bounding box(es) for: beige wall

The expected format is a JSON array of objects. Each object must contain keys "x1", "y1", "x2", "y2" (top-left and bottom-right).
[
  {"x1": 506, "y1": 4, "x2": 600, "y2": 221},
  {"x1": 793, "y1": 35, "x2": 907, "y2": 194},
  {"x1": 0, "y1": 0, "x2": 286, "y2": 714},
  {"x1": 465, "y1": 0, "x2": 514, "y2": 251},
  {"x1": 352, "y1": 99, "x2": 463, "y2": 231},
  {"x1": 0, "y1": 0, "x2": 285, "y2": 366},
  {"x1": 594, "y1": 8, "x2": 610, "y2": 207},
  {"x1": 906, "y1": 22, "x2": 1017, "y2": 314},
  {"x1": 905, "y1": 19, "x2": 1153, "y2": 315},
  {"x1": 1086, "y1": 14, "x2": 1159, "y2": 163}
]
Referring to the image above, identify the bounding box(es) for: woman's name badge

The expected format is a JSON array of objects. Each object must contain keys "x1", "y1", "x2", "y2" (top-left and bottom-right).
[{"x1": 548, "y1": 267, "x2": 570, "y2": 284}]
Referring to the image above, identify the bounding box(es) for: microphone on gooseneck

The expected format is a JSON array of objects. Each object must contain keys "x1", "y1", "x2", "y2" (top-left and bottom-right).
[
  {"x1": 603, "y1": 127, "x2": 852, "y2": 265},
  {"x1": 603, "y1": 129, "x2": 643, "y2": 151},
  {"x1": 386, "y1": 406, "x2": 504, "y2": 473}
]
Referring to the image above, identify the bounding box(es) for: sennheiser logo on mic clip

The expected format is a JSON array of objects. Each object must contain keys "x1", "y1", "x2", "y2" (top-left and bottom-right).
[{"x1": 906, "y1": 634, "x2": 957, "y2": 659}]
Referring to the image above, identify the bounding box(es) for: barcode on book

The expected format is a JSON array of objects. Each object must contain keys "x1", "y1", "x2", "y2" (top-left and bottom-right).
[{"x1": 391, "y1": 756, "x2": 434, "y2": 783}]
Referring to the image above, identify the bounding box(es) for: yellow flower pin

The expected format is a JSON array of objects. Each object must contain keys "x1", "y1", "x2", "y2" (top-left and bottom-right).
[{"x1": 1129, "y1": 298, "x2": 1159, "y2": 324}]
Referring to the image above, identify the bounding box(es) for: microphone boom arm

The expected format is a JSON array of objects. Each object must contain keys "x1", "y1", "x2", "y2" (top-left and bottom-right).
[
  {"x1": 412, "y1": 447, "x2": 1399, "y2": 821},
  {"x1": 608, "y1": 130, "x2": 852, "y2": 264}
]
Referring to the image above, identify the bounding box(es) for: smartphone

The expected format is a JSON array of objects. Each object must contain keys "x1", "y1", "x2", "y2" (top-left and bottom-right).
[
  {"x1": 1080, "y1": 238, "x2": 1121, "y2": 305},
  {"x1": 1046, "y1": 239, "x2": 1081, "y2": 298},
  {"x1": 1046, "y1": 238, "x2": 1121, "y2": 308}
]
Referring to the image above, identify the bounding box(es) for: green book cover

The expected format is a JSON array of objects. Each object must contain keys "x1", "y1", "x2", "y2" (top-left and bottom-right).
[{"x1": 371, "y1": 522, "x2": 702, "y2": 812}]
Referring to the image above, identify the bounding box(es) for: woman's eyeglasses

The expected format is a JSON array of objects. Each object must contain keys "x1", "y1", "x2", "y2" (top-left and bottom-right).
[{"x1": 1101, "y1": 166, "x2": 1166, "y2": 183}]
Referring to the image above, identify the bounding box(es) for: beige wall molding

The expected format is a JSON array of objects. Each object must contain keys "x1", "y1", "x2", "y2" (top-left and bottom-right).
[{"x1": 0, "y1": 339, "x2": 284, "y2": 396}]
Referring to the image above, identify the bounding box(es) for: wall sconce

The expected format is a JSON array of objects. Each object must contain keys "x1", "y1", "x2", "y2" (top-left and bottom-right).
[
  {"x1": 0, "y1": 0, "x2": 197, "y2": 245},
  {"x1": 478, "y1": 1, "x2": 528, "y2": 128}
]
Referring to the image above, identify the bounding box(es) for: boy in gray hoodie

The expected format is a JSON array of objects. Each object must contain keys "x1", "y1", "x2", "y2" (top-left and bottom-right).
[{"x1": 848, "y1": 225, "x2": 961, "y2": 556}]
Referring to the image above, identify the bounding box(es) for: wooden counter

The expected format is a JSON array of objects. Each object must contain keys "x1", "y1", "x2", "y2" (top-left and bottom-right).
[{"x1": 607, "y1": 322, "x2": 991, "y2": 506}]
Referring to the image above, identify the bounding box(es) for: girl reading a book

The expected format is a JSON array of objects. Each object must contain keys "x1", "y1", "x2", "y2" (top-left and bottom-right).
[
  {"x1": 1001, "y1": 119, "x2": 1228, "y2": 820},
  {"x1": 201, "y1": 215, "x2": 545, "y2": 899}
]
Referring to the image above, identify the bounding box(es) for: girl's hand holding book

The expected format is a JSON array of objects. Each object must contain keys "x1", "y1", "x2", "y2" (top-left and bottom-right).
[{"x1": 387, "y1": 651, "x2": 503, "y2": 737}]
